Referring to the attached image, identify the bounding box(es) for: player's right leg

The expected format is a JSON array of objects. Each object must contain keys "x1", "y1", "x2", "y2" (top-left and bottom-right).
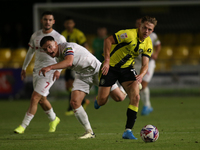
[
  {"x1": 64, "y1": 72, "x2": 89, "y2": 116},
  {"x1": 70, "y1": 90, "x2": 95, "y2": 139},
  {"x1": 14, "y1": 91, "x2": 42, "y2": 134},
  {"x1": 121, "y1": 78, "x2": 140, "y2": 140}
]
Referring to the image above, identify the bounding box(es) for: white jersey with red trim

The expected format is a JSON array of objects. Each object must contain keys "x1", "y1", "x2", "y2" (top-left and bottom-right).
[
  {"x1": 57, "y1": 42, "x2": 101, "y2": 77},
  {"x1": 24, "y1": 29, "x2": 66, "y2": 73}
]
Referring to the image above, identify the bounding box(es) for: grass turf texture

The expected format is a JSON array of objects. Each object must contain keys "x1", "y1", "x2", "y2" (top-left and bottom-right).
[{"x1": 0, "y1": 96, "x2": 199, "y2": 150}]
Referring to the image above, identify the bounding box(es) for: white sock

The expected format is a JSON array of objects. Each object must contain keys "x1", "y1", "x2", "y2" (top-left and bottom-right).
[
  {"x1": 44, "y1": 108, "x2": 56, "y2": 122},
  {"x1": 74, "y1": 106, "x2": 93, "y2": 133},
  {"x1": 21, "y1": 112, "x2": 34, "y2": 129},
  {"x1": 140, "y1": 87, "x2": 151, "y2": 108}
]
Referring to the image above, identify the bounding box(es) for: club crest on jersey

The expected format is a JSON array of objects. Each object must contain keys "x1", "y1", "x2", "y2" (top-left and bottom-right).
[{"x1": 120, "y1": 33, "x2": 128, "y2": 39}]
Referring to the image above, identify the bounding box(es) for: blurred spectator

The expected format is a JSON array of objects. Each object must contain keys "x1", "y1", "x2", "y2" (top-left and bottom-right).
[{"x1": 92, "y1": 27, "x2": 108, "y2": 62}]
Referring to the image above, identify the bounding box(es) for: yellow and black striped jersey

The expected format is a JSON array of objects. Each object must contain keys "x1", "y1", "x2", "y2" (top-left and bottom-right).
[
  {"x1": 61, "y1": 28, "x2": 87, "y2": 45},
  {"x1": 109, "y1": 28, "x2": 153, "y2": 68}
]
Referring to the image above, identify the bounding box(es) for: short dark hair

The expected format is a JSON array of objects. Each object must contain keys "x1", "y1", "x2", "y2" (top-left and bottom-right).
[
  {"x1": 41, "y1": 11, "x2": 54, "y2": 18},
  {"x1": 40, "y1": 36, "x2": 55, "y2": 47}
]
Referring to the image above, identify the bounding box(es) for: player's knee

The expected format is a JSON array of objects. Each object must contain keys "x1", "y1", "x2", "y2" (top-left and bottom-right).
[
  {"x1": 130, "y1": 94, "x2": 140, "y2": 105},
  {"x1": 135, "y1": 94, "x2": 140, "y2": 103},
  {"x1": 31, "y1": 94, "x2": 41, "y2": 104},
  {"x1": 70, "y1": 99, "x2": 81, "y2": 109},
  {"x1": 114, "y1": 94, "x2": 125, "y2": 102}
]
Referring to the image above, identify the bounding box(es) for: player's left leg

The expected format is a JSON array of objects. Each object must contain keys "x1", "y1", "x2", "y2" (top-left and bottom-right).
[
  {"x1": 109, "y1": 82, "x2": 127, "y2": 102},
  {"x1": 70, "y1": 90, "x2": 95, "y2": 139},
  {"x1": 121, "y1": 80, "x2": 140, "y2": 140},
  {"x1": 39, "y1": 97, "x2": 60, "y2": 132}
]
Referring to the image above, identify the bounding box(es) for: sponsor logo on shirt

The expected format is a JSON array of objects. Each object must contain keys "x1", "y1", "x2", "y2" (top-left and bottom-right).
[{"x1": 120, "y1": 33, "x2": 128, "y2": 39}]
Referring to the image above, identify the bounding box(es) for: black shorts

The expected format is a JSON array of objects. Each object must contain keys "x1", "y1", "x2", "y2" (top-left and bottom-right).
[
  {"x1": 99, "y1": 66, "x2": 137, "y2": 87},
  {"x1": 64, "y1": 69, "x2": 75, "y2": 81}
]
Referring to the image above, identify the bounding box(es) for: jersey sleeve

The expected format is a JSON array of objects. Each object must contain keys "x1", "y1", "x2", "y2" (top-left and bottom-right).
[
  {"x1": 142, "y1": 38, "x2": 153, "y2": 58},
  {"x1": 22, "y1": 47, "x2": 35, "y2": 70},
  {"x1": 76, "y1": 31, "x2": 87, "y2": 45},
  {"x1": 28, "y1": 34, "x2": 35, "y2": 49},
  {"x1": 62, "y1": 46, "x2": 74, "y2": 58},
  {"x1": 113, "y1": 30, "x2": 130, "y2": 44}
]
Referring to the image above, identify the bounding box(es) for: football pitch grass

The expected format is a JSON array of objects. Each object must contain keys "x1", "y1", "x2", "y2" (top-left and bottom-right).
[{"x1": 0, "y1": 96, "x2": 199, "y2": 150}]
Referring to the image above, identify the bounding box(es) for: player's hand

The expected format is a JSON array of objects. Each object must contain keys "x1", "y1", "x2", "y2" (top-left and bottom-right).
[
  {"x1": 39, "y1": 66, "x2": 52, "y2": 77},
  {"x1": 135, "y1": 74, "x2": 143, "y2": 84},
  {"x1": 101, "y1": 61, "x2": 110, "y2": 75},
  {"x1": 21, "y1": 70, "x2": 26, "y2": 80},
  {"x1": 53, "y1": 70, "x2": 60, "y2": 81}
]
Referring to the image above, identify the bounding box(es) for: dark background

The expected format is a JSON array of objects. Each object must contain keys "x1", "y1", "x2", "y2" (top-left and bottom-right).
[
  {"x1": 0, "y1": 0, "x2": 199, "y2": 49},
  {"x1": 0, "y1": 0, "x2": 140, "y2": 47}
]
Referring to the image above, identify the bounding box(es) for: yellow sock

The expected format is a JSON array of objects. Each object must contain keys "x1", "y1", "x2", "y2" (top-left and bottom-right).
[{"x1": 128, "y1": 104, "x2": 138, "y2": 112}]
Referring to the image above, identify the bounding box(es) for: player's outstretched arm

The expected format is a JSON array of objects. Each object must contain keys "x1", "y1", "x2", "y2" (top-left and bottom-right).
[
  {"x1": 102, "y1": 35, "x2": 115, "y2": 75},
  {"x1": 39, "y1": 66, "x2": 52, "y2": 77}
]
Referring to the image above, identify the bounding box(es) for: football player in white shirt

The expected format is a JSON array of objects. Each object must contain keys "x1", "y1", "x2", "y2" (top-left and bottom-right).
[
  {"x1": 134, "y1": 18, "x2": 161, "y2": 115},
  {"x1": 14, "y1": 11, "x2": 66, "y2": 134},
  {"x1": 39, "y1": 36, "x2": 127, "y2": 139}
]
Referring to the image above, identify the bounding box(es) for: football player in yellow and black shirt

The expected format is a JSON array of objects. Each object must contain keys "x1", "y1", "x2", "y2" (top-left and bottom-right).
[
  {"x1": 94, "y1": 16, "x2": 157, "y2": 139},
  {"x1": 61, "y1": 16, "x2": 90, "y2": 116}
]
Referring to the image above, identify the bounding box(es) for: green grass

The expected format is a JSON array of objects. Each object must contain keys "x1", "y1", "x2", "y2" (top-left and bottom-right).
[{"x1": 0, "y1": 96, "x2": 200, "y2": 150}]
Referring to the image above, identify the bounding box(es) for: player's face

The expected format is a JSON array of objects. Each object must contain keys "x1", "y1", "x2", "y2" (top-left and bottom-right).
[
  {"x1": 64, "y1": 19, "x2": 75, "y2": 31},
  {"x1": 41, "y1": 15, "x2": 55, "y2": 31},
  {"x1": 42, "y1": 40, "x2": 58, "y2": 58},
  {"x1": 139, "y1": 21, "x2": 154, "y2": 40}
]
